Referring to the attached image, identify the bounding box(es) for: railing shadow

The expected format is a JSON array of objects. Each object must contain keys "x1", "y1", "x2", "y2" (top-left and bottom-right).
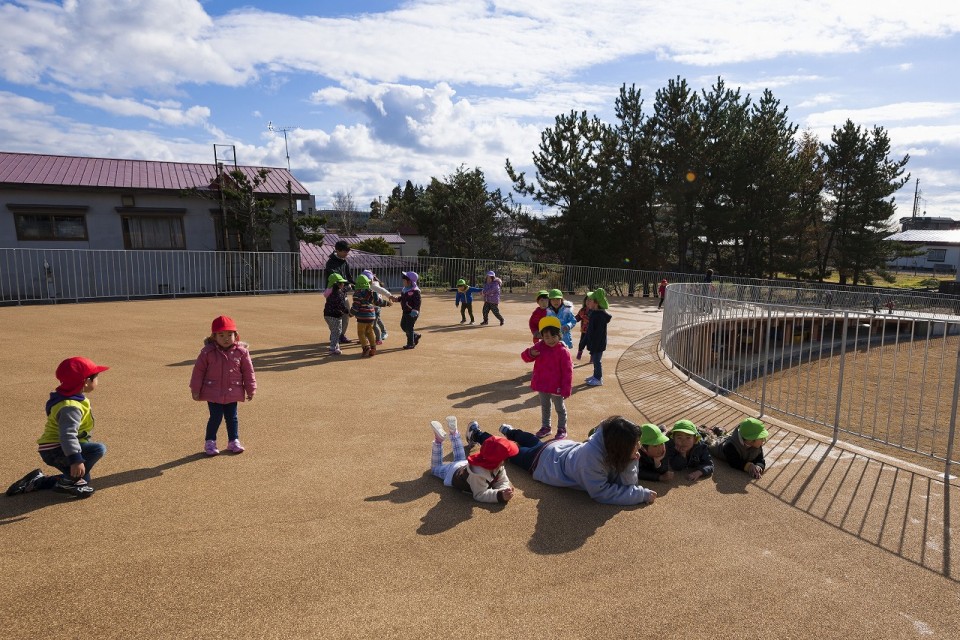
[{"x1": 620, "y1": 331, "x2": 958, "y2": 580}]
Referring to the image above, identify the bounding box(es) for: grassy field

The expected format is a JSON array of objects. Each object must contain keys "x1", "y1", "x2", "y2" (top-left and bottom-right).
[{"x1": 782, "y1": 271, "x2": 955, "y2": 290}]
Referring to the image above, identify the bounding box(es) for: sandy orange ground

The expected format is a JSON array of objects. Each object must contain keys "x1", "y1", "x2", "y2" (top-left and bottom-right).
[{"x1": 1, "y1": 292, "x2": 958, "y2": 639}]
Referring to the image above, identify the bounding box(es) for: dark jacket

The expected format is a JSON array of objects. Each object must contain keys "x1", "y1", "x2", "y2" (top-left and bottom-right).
[
  {"x1": 323, "y1": 253, "x2": 353, "y2": 286},
  {"x1": 666, "y1": 439, "x2": 714, "y2": 477},
  {"x1": 399, "y1": 288, "x2": 422, "y2": 315},
  {"x1": 323, "y1": 285, "x2": 350, "y2": 318},
  {"x1": 637, "y1": 450, "x2": 670, "y2": 482},
  {"x1": 709, "y1": 426, "x2": 766, "y2": 473},
  {"x1": 586, "y1": 309, "x2": 611, "y2": 353}
]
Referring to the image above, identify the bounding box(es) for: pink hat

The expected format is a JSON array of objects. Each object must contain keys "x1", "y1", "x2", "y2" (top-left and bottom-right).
[
  {"x1": 56, "y1": 356, "x2": 109, "y2": 396},
  {"x1": 211, "y1": 315, "x2": 237, "y2": 333},
  {"x1": 467, "y1": 436, "x2": 519, "y2": 470}
]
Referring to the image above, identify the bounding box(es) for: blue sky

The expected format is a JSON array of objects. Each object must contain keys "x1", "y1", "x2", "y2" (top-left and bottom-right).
[{"x1": 1, "y1": 0, "x2": 959, "y2": 221}]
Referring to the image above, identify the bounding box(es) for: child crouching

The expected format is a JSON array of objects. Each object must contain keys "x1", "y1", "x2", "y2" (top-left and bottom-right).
[
  {"x1": 709, "y1": 418, "x2": 769, "y2": 479},
  {"x1": 430, "y1": 416, "x2": 517, "y2": 504}
]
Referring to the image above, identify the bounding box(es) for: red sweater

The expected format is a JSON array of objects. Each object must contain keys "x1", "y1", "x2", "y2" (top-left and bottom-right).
[{"x1": 528, "y1": 306, "x2": 548, "y2": 342}]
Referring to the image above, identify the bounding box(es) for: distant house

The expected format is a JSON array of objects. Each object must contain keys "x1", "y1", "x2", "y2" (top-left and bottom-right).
[
  {"x1": 0, "y1": 151, "x2": 312, "y2": 252},
  {"x1": 299, "y1": 236, "x2": 415, "y2": 290},
  {"x1": 899, "y1": 216, "x2": 960, "y2": 232},
  {"x1": 886, "y1": 229, "x2": 960, "y2": 274}
]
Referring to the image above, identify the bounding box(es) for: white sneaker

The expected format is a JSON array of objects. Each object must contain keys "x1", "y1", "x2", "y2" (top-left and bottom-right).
[
  {"x1": 586, "y1": 377, "x2": 603, "y2": 386},
  {"x1": 445, "y1": 415, "x2": 458, "y2": 435},
  {"x1": 430, "y1": 421, "x2": 446, "y2": 442}
]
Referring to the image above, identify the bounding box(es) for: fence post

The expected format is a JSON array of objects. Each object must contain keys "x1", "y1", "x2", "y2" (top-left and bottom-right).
[
  {"x1": 760, "y1": 305, "x2": 773, "y2": 416},
  {"x1": 941, "y1": 341, "x2": 960, "y2": 577},
  {"x1": 831, "y1": 311, "x2": 850, "y2": 445}
]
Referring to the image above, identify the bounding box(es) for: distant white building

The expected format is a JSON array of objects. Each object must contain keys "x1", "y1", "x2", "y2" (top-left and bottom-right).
[{"x1": 885, "y1": 229, "x2": 960, "y2": 275}]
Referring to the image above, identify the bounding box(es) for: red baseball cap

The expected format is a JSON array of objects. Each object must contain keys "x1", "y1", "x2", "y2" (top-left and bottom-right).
[
  {"x1": 56, "y1": 356, "x2": 109, "y2": 396},
  {"x1": 211, "y1": 315, "x2": 237, "y2": 333},
  {"x1": 467, "y1": 435, "x2": 519, "y2": 470}
]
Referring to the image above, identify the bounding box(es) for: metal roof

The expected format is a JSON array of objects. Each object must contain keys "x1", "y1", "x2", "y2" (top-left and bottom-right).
[
  {"x1": 0, "y1": 151, "x2": 309, "y2": 197},
  {"x1": 299, "y1": 239, "x2": 415, "y2": 271},
  {"x1": 887, "y1": 229, "x2": 960, "y2": 244}
]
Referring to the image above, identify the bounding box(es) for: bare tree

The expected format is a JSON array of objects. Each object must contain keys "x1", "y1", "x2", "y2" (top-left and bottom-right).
[{"x1": 332, "y1": 190, "x2": 358, "y2": 234}]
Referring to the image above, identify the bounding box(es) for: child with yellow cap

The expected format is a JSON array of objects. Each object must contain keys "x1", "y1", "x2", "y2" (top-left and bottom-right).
[
  {"x1": 666, "y1": 419, "x2": 714, "y2": 481},
  {"x1": 522, "y1": 316, "x2": 574, "y2": 440},
  {"x1": 709, "y1": 418, "x2": 769, "y2": 479}
]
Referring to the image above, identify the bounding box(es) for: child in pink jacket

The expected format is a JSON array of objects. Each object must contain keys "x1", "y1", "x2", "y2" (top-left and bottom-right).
[
  {"x1": 521, "y1": 316, "x2": 574, "y2": 440},
  {"x1": 190, "y1": 315, "x2": 257, "y2": 456}
]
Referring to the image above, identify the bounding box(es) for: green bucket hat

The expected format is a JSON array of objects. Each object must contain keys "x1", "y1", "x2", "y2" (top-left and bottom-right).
[
  {"x1": 640, "y1": 423, "x2": 669, "y2": 446},
  {"x1": 354, "y1": 274, "x2": 371, "y2": 290},
  {"x1": 670, "y1": 419, "x2": 701, "y2": 441},
  {"x1": 327, "y1": 273, "x2": 347, "y2": 287},
  {"x1": 536, "y1": 289, "x2": 549, "y2": 300},
  {"x1": 456, "y1": 278, "x2": 467, "y2": 286},
  {"x1": 739, "y1": 418, "x2": 769, "y2": 441},
  {"x1": 587, "y1": 287, "x2": 609, "y2": 309},
  {"x1": 548, "y1": 288, "x2": 564, "y2": 299}
]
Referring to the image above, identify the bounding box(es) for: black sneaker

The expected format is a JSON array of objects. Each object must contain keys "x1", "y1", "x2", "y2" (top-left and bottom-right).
[
  {"x1": 6, "y1": 469, "x2": 43, "y2": 496},
  {"x1": 52, "y1": 477, "x2": 95, "y2": 498},
  {"x1": 414, "y1": 333, "x2": 421, "y2": 345},
  {"x1": 499, "y1": 319, "x2": 504, "y2": 326},
  {"x1": 479, "y1": 321, "x2": 488, "y2": 325}
]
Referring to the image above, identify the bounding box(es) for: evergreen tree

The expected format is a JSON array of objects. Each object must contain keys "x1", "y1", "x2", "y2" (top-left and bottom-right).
[{"x1": 821, "y1": 120, "x2": 910, "y2": 284}]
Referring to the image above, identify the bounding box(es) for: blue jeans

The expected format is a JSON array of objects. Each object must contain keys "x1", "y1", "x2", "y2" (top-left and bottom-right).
[
  {"x1": 205, "y1": 402, "x2": 239, "y2": 441},
  {"x1": 591, "y1": 350, "x2": 603, "y2": 380},
  {"x1": 480, "y1": 427, "x2": 544, "y2": 472},
  {"x1": 38, "y1": 440, "x2": 107, "y2": 486}
]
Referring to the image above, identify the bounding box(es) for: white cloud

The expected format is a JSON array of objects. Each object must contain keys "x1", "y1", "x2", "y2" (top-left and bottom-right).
[
  {"x1": 806, "y1": 102, "x2": 960, "y2": 128},
  {"x1": 69, "y1": 93, "x2": 211, "y2": 126}
]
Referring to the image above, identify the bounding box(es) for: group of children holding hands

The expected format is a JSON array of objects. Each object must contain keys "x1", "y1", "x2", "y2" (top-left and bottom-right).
[{"x1": 324, "y1": 269, "x2": 423, "y2": 354}]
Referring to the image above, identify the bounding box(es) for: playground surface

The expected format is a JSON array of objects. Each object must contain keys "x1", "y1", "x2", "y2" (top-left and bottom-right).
[{"x1": 1, "y1": 292, "x2": 958, "y2": 639}]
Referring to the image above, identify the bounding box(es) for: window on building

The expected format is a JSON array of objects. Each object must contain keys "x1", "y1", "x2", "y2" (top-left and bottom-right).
[
  {"x1": 927, "y1": 248, "x2": 946, "y2": 263},
  {"x1": 121, "y1": 215, "x2": 185, "y2": 250},
  {"x1": 13, "y1": 211, "x2": 88, "y2": 241}
]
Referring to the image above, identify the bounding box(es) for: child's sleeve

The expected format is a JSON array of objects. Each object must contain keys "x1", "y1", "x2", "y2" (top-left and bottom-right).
[
  {"x1": 560, "y1": 348, "x2": 573, "y2": 398},
  {"x1": 372, "y1": 282, "x2": 392, "y2": 298},
  {"x1": 411, "y1": 290, "x2": 422, "y2": 312},
  {"x1": 694, "y1": 443, "x2": 714, "y2": 477},
  {"x1": 57, "y1": 405, "x2": 85, "y2": 464},
  {"x1": 752, "y1": 447, "x2": 766, "y2": 472},
  {"x1": 719, "y1": 438, "x2": 749, "y2": 473},
  {"x1": 467, "y1": 470, "x2": 506, "y2": 504},
  {"x1": 241, "y1": 348, "x2": 257, "y2": 397},
  {"x1": 189, "y1": 352, "x2": 206, "y2": 395},
  {"x1": 521, "y1": 343, "x2": 539, "y2": 362},
  {"x1": 636, "y1": 459, "x2": 667, "y2": 482}
]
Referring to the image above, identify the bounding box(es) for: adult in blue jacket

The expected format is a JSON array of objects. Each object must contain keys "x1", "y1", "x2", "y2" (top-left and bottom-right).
[{"x1": 469, "y1": 416, "x2": 657, "y2": 506}]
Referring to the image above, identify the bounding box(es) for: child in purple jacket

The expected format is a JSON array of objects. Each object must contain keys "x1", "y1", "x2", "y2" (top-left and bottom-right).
[
  {"x1": 190, "y1": 315, "x2": 257, "y2": 456},
  {"x1": 480, "y1": 270, "x2": 504, "y2": 326},
  {"x1": 522, "y1": 316, "x2": 574, "y2": 440}
]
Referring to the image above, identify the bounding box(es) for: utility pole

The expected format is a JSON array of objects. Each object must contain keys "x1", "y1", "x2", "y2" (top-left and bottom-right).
[{"x1": 911, "y1": 178, "x2": 921, "y2": 218}]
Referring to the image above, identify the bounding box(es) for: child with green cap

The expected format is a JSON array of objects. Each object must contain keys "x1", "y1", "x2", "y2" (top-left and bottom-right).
[
  {"x1": 585, "y1": 288, "x2": 611, "y2": 386},
  {"x1": 450, "y1": 278, "x2": 482, "y2": 324},
  {"x1": 665, "y1": 419, "x2": 714, "y2": 481},
  {"x1": 323, "y1": 273, "x2": 351, "y2": 355},
  {"x1": 528, "y1": 290, "x2": 550, "y2": 343},
  {"x1": 709, "y1": 417, "x2": 769, "y2": 478},
  {"x1": 349, "y1": 274, "x2": 389, "y2": 357},
  {"x1": 637, "y1": 423, "x2": 672, "y2": 482},
  {"x1": 547, "y1": 289, "x2": 577, "y2": 349}
]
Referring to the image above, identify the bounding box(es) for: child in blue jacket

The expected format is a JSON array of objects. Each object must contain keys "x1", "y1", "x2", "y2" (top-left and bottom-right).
[
  {"x1": 546, "y1": 289, "x2": 577, "y2": 349},
  {"x1": 451, "y1": 278, "x2": 482, "y2": 324}
]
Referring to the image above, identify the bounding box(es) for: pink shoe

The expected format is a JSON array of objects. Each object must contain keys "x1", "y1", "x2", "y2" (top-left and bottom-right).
[
  {"x1": 555, "y1": 429, "x2": 568, "y2": 440},
  {"x1": 227, "y1": 439, "x2": 245, "y2": 454},
  {"x1": 534, "y1": 426, "x2": 552, "y2": 439},
  {"x1": 376, "y1": 339, "x2": 383, "y2": 345},
  {"x1": 204, "y1": 440, "x2": 219, "y2": 456}
]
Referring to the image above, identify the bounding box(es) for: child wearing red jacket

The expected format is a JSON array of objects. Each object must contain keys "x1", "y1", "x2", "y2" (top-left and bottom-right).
[
  {"x1": 190, "y1": 315, "x2": 257, "y2": 456},
  {"x1": 528, "y1": 290, "x2": 549, "y2": 343},
  {"x1": 521, "y1": 316, "x2": 574, "y2": 440}
]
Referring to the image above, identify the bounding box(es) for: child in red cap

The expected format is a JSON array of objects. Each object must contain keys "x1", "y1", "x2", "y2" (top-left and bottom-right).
[
  {"x1": 429, "y1": 416, "x2": 517, "y2": 504},
  {"x1": 6, "y1": 356, "x2": 109, "y2": 499},
  {"x1": 190, "y1": 315, "x2": 257, "y2": 456}
]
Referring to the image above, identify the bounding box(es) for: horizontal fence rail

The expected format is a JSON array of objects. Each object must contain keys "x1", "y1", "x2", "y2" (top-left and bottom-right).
[{"x1": 660, "y1": 282, "x2": 960, "y2": 469}]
